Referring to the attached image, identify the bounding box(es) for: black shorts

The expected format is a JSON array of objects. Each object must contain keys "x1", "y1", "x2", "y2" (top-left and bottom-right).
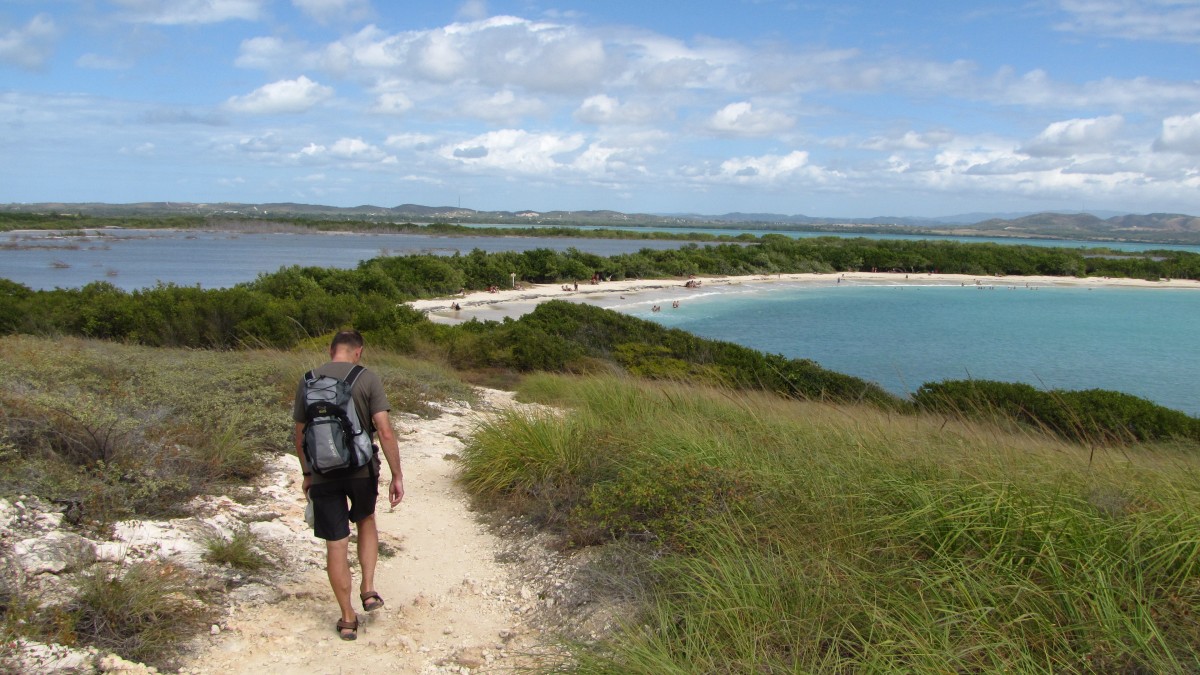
[{"x1": 308, "y1": 476, "x2": 378, "y2": 541}]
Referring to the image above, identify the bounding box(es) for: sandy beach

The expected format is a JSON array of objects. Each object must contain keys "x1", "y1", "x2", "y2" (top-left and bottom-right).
[{"x1": 410, "y1": 271, "x2": 1200, "y2": 325}]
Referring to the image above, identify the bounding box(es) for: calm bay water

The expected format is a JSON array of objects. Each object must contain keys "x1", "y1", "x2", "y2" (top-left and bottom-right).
[
  {"x1": 612, "y1": 281, "x2": 1200, "y2": 416},
  {"x1": 0, "y1": 229, "x2": 692, "y2": 291},
  {"x1": 3, "y1": 228, "x2": 1197, "y2": 415}
]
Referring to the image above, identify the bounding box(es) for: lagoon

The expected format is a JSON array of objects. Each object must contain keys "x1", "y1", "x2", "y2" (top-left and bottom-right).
[
  {"x1": 0, "y1": 228, "x2": 695, "y2": 291},
  {"x1": 621, "y1": 281, "x2": 1200, "y2": 416}
]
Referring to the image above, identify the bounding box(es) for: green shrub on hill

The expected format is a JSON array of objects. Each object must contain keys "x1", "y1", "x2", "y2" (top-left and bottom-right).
[{"x1": 913, "y1": 379, "x2": 1200, "y2": 443}]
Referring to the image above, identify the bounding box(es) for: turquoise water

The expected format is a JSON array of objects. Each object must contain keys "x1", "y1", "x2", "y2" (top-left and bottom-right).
[{"x1": 614, "y1": 282, "x2": 1200, "y2": 416}]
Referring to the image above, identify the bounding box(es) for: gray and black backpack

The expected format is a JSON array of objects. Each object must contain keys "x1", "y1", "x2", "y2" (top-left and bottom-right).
[{"x1": 301, "y1": 365, "x2": 374, "y2": 476}]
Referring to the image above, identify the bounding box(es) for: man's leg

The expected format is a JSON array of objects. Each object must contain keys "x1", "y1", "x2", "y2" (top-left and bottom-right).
[
  {"x1": 355, "y1": 514, "x2": 380, "y2": 600},
  {"x1": 325, "y1": 536, "x2": 357, "y2": 627}
]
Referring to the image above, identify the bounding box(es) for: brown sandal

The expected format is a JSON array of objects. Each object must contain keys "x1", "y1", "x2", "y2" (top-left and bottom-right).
[
  {"x1": 336, "y1": 617, "x2": 358, "y2": 641},
  {"x1": 360, "y1": 591, "x2": 385, "y2": 612}
]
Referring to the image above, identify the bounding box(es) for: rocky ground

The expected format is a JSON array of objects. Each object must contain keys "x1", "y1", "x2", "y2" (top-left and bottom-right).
[{"x1": 2, "y1": 388, "x2": 619, "y2": 674}]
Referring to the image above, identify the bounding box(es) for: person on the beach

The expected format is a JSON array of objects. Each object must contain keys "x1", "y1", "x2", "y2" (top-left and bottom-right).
[{"x1": 294, "y1": 329, "x2": 405, "y2": 642}]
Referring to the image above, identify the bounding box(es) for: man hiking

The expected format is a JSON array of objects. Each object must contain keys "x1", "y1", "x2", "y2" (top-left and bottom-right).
[{"x1": 293, "y1": 329, "x2": 405, "y2": 641}]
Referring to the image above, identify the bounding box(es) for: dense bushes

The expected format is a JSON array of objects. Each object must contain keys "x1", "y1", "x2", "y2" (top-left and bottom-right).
[{"x1": 913, "y1": 379, "x2": 1200, "y2": 443}]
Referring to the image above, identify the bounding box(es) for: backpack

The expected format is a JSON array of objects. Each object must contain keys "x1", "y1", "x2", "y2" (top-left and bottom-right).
[{"x1": 301, "y1": 365, "x2": 375, "y2": 476}]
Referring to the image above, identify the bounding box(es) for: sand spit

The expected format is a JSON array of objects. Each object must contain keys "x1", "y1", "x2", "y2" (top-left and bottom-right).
[{"x1": 410, "y1": 272, "x2": 1200, "y2": 325}]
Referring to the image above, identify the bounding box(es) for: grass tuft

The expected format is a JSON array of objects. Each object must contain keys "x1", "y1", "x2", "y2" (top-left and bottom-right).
[
  {"x1": 61, "y1": 562, "x2": 211, "y2": 671},
  {"x1": 203, "y1": 527, "x2": 274, "y2": 572}
]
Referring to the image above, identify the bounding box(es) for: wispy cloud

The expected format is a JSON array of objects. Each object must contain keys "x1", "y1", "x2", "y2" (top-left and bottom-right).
[
  {"x1": 1056, "y1": 0, "x2": 1200, "y2": 44},
  {"x1": 110, "y1": 0, "x2": 267, "y2": 25},
  {"x1": 0, "y1": 14, "x2": 57, "y2": 70},
  {"x1": 292, "y1": 0, "x2": 373, "y2": 24}
]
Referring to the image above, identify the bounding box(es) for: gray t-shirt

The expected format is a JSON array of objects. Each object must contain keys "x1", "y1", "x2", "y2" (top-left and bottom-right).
[{"x1": 294, "y1": 362, "x2": 390, "y2": 483}]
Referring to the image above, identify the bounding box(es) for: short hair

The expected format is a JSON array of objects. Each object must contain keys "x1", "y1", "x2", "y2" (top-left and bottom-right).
[{"x1": 330, "y1": 329, "x2": 364, "y2": 352}]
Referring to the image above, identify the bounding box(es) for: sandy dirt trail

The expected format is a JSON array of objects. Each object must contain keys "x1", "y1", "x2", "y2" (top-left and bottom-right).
[{"x1": 181, "y1": 389, "x2": 557, "y2": 675}]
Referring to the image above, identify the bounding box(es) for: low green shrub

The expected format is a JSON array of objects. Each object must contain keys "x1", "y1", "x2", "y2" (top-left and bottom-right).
[
  {"x1": 569, "y1": 460, "x2": 754, "y2": 549},
  {"x1": 913, "y1": 379, "x2": 1200, "y2": 444},
  {"x1": 459, "y1": 410, "x2": 606, "y2": 529},
  {"x1": 203, "y1": 527, "x2": 274, "y2": 572},
  {"x1": 60, "y1": 562, "x2": 211, "y2": 671},
  {"x1": 0, "y1": 336, "x2": 295, "y2": 526}
]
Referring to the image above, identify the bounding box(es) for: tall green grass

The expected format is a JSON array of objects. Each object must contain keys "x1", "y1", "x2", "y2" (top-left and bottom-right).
[{"x1": 461, "y1": 373, "x2": 1200, "y2": 672}]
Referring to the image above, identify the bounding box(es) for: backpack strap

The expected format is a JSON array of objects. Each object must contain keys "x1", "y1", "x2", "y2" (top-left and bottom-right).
[
  {"x1": 343, "y1": 365, "x2": 372, "y2": 434},
  {"x1": 343, "y1": 365, "x2": 366, "y2": 389}
]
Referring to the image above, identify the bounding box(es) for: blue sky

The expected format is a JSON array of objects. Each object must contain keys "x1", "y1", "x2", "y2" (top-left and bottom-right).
[{"x1": 2, "y1": 0, "x2": 1199, "y2": 218}]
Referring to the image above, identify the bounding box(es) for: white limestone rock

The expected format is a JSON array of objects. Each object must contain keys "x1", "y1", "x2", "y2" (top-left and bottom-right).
[{"x1": 12, "y1": 531, "x2": 97, "y2": 575}]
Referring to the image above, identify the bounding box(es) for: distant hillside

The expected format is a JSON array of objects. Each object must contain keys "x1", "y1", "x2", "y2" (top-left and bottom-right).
[
  {"x1": 948, "y1": 212, "x2": 1200, "y2": 244},
  {"x1": 2, "y1": 202, "x2": 1197, "y2": 245}
]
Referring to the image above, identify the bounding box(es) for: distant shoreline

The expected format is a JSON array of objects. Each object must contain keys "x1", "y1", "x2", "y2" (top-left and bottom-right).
[{"x1": 410, "y1": 271, "x2": 1200, "y2": 325}]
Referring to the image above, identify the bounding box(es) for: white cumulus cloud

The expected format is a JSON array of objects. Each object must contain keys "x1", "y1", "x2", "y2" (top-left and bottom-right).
[
  {"x1": 1154, "y1": 112, "x2": 1200, "y2": 155},
  {"x1": 225, "y1": 76, "x2": 333, "y2": 114},
  {"x1": 441, "y1": 129, "x2": 586, "y2": 173},
  {"x1": 714, "y1": 150, "x2": 821, "y2": 183},
  {"x1": 574, "y1": 94, "x2": 660, "y2": 126},
  {"x1": 296, "y1": 137, "x2": 395, "y2": 164},
  {"x1": 707, "y1": 102, "x2": 794, "y2": 137},
  {"x1": 1021, "y1": 115, "x2": 1124, "y2": 157}
]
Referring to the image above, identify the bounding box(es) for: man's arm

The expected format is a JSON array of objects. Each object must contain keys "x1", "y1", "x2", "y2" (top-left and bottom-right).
[
  {"x1": 294, "y1": 422, "x2": 312, "y2": 494},
  {"x1": 372, "y1": 410, "x2": 405, "y2": 507}
]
